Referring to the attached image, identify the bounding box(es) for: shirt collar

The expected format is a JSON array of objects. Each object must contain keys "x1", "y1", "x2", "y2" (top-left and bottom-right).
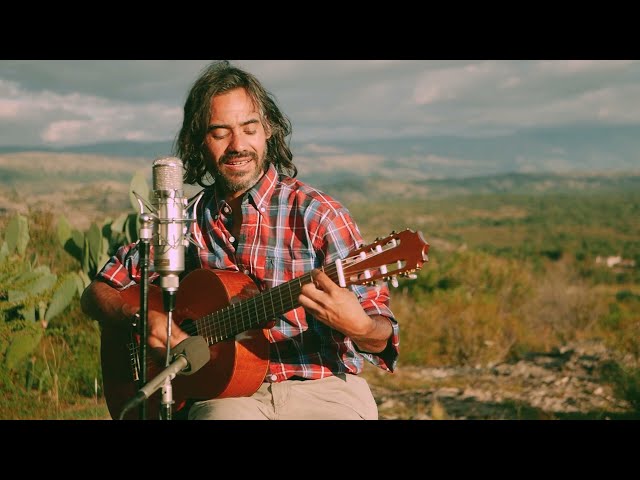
[{"x1": 213, "y1": 163, "x2": 278, "y2": 217}]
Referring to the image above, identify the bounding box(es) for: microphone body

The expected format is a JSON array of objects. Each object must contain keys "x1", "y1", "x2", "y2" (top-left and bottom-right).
[
  {"x1": 152, "y1": 157, "x2": 187, "y2": 310},
  {"x1": 118, "y1": 336, "x2": 210, "y2": 419}
]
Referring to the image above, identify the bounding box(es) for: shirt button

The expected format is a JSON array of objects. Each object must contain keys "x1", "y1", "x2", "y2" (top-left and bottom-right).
[
  {"x1": 270, "y1": 374, "x2": 278, "y2": 382},
  {"x1": 223, "y1": 206, "x2": 231, "y2": 214},
  {"x1": 260, "y1": 207, "x2": 266, "y2": 212},
  {"x1": 229, "y1": 236, "x2": 235, "y2": 243},
  {"x1": 214, "y1": 214, "x2": 219, "y2": 220}
]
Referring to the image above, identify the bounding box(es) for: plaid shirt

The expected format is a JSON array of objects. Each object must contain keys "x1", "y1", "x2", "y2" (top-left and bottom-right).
[{"x1": 97, "y1": 164, "x2": 399, "y2": 382}]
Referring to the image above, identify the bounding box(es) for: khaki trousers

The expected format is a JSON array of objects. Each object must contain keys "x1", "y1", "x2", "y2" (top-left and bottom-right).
[{"x1": 187, "y1": 374, "x2": 379, "y2": 420}]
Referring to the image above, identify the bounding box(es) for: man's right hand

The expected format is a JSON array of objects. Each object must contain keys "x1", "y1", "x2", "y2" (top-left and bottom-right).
[{"x1": 146, "y1": 308, "x2": 190, "y2": 351}]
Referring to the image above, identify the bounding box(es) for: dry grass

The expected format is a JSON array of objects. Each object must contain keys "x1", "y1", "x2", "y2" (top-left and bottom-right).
[{"x1": 0, "y1": 151, "x2": 146, "y2": 175}]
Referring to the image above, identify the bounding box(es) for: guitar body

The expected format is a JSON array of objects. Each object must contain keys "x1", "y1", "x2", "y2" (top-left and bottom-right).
[{"x1": 101, "y1": 269, "x2": 270, "y2": 420}]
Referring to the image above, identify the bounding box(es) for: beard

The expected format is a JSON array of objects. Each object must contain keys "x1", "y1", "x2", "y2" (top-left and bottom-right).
[{"x1": 214, "y1": 146, "x2": 268, "y2": 194}]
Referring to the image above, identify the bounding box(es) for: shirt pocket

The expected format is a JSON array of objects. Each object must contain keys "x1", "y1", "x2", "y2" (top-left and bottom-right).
[{"x1": 265, "y1": 252, "x2": 317, "y2": 286}]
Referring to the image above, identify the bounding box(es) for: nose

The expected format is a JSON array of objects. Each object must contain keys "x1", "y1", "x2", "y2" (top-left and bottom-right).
[{"x1": 228, "y1": 129, "x2": 247, "y2": 153}]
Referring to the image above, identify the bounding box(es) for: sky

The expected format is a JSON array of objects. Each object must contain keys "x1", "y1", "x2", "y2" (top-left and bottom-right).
[{"x1": 2, "y1": 59, "x2": 640, "y2": 150}]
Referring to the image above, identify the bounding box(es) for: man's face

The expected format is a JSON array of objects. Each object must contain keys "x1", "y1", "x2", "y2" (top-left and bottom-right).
[{"x1": 204, "y1": 87, "x2": 271, "y2": 196}]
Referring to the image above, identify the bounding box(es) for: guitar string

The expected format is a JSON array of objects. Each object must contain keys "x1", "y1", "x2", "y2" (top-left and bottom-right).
[
  {"x1": 129, "y1": 251, "x2": 383, "y2": 375},
  {"x1": 128, "y1": 263, "x2": 343, "y2": 374},
  {"x1": 191, "y1": 264, "x2": 335, "y2": 343},
  {"x1": 193, "y1": 259, "x2": 353, "y2": 343}
]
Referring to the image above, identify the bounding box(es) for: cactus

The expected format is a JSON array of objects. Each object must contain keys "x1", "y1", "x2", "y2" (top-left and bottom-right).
[
  {"x1": 110, "y1": 212, "x2": 129, "y2": 233},
  {"x1": 13, "y1": 267, "x2": 46, "y2": 286},
  {"x1": 5, "y1": 214, "x2": 30, "y2": 256},
  {"x1": 0, "y1": 241, "x2": 8, "y2": 263},
  {"x1": 66, "y1": 229, "x2": 85, "y2": 263},
  {"x1": 129, "y1": 169, "x2": 150, "y2": 212},
  {"x1": 55, "y1": 215, "x2": 73, "y2": 248},
  {"x1": 15, "y1": 269, "x2": 57, "y2": 297},
  {"x1": 73, "y1": 271, "x2": 86, "y2": 296},
  {"x1": 38, "y1": 301, "x2": 47, "y2": 323},
  {"x1": 44, "y1": 273, "x2": 80, "y2": 327},
  {"x1": 57, "y1": 224, "x2": 84, "y2": 265},
  {"x1": 51, "y1": 169, "x2": 150, "y2": 286},
  {"x1": 86, "y1": 222, "x2": 102, "y2": 271},
  {"x1": 126, "y1": 213, "x2": 140, "y2": 245},
  {"x1": 29, "y1": 252, "x2": 38, "y2": 269},
  {"x1": 77, "y1": 270, "x2": 91, "y2": 290},
  {"x1": 4, "y1": 326, "x2": 43, "y2": 371},
  {"x1": 19, "y1": 304, "x2": 36, "y2": 322},
  {"x1": 81, "y1": 236, "x2": 91, "y2": 276},
  {"x1": 0, "y1": 214, "x2": 81, "y2": 329}
]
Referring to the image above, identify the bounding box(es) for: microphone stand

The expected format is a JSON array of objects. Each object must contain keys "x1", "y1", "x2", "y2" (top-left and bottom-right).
[
  {"x1": 137, "y1": 212, "x2": 154, "y2": 420},
  {"x1": 161, "y1": 289, "x2": 178, "y2": 420}
]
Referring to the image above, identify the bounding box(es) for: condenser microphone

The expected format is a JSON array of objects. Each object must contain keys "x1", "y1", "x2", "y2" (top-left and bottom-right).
[{"x1": 152, "y1": 156, "x2": 187, "y2": 312}]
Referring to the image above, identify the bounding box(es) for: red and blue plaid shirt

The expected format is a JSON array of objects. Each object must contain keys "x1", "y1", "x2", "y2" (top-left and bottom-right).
[{"x1": 97, "y1": 164, "x2": 398, "y2": 381}]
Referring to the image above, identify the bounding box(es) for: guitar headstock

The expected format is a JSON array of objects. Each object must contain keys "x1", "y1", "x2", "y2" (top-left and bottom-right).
[{"x1": 339, "y1": 229, "x2": 429, "y2": 289}]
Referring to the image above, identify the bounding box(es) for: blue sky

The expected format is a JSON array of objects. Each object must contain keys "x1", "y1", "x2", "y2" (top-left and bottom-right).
[{"x1": 2, "y1": 60, "x2": 639, "y2": 149}]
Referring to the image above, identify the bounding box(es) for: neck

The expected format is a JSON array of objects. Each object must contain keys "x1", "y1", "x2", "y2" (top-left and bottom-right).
[
  {"x1": 215, "y1": 183, "x2": 246, "y2": 205},
  {"x1": 225, "y1": 194, "x2": 243, "y2": 210}
]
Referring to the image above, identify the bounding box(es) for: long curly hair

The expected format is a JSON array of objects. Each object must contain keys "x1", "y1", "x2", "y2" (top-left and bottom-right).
[{"x1": 174, "y1": 60, "x2": 296, "y2": 187}]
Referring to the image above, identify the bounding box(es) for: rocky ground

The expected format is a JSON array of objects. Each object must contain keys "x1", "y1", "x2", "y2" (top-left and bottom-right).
[{"x1": 362, "y1": 340, "x2": 637, "y2": 420}]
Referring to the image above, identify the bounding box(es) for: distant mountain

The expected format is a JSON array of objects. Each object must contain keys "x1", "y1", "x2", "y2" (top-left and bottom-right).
[
  {"x1": 1, "y1": 124, "x2": 638, "y2": 183},
  {"x1": 0, "y1": 140, "x2": 175, "y2": 159}
]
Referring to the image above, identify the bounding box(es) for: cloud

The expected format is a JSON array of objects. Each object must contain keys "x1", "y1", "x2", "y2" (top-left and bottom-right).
[
  {"x1": 296, "y1": 152, "x2": 386, "y2": 173},
  {"x1": 0, "y1": 76, "x2": 182, "y2": 146},
  {"x1": 2, "y1": 60, "x2": 640, "y2": 148},
  {"x1": 536, "y1": 60, "x2": 637, "y2": 74},
  {"x1": 297, "y1": 143, "x2": 345, "y2": 155}
]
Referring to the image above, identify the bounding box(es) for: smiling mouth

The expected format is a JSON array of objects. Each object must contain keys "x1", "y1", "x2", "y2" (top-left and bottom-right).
[{"x1": 225, "y1": 158, "x2": 252, "y2": 166}]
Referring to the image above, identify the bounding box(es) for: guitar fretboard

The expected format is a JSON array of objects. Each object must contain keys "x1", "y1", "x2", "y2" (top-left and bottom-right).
[{"x1": 194, "y1": 268, "x2": 335, "y2": 345}]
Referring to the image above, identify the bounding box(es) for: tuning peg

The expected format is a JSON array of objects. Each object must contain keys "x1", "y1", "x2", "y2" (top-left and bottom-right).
[{"x1": 390, "y1": 276, "x2": 399, "y2": 288}]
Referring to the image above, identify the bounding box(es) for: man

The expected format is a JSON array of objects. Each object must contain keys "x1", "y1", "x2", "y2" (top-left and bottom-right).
[{"x1": 81, "y1": 60, "x2": 399, "y2": 420}]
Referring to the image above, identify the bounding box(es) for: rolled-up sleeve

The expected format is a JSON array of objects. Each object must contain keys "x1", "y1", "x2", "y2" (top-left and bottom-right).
[
  {"x1": 318, "y1": 205, "x2": 400, "y2": 372},
  {"x1": 95, "y1": 242, "x2": 159, "y2": 291}
]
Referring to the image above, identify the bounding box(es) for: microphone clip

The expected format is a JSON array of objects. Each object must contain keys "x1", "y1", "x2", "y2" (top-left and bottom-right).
[{"x1": 132, "y1": 189, "x2": 206, "y2": 250}]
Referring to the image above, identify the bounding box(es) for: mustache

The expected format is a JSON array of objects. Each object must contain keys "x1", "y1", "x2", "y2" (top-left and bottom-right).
[{"x1": 221, "y1": 151, "x2": 258, "y2": 163}]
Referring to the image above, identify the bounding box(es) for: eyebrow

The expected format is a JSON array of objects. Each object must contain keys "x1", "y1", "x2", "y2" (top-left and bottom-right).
[{"x1": 207, "y1": 118, "x2": 260, "y2": 132}]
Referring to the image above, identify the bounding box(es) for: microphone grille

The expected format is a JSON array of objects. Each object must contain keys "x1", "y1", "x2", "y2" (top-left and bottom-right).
[{"x1": 152, "y1": 156, "x2": 184, "y2": 191}]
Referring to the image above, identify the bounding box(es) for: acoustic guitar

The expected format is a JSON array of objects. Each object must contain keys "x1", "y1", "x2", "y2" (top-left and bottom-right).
[{"x1": 101, "y1": 229, "x2": 429, "y2": 419}]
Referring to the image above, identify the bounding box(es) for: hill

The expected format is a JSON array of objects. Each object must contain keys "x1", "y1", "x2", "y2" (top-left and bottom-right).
[
  {"x1": 1, "y1": 124, "x2": 639, "y2": 181},
  {"x1": 1, "y1": 150, "x2": 639, "y2": 229}
]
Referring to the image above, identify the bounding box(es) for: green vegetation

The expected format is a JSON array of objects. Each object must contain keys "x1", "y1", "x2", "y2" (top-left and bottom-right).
[
  {"x1": 1, "y1": 168, "x2": 639, "y2": 419},
  {"x1": 352, "y1": 189, "x2": 640, "y2": 414}
]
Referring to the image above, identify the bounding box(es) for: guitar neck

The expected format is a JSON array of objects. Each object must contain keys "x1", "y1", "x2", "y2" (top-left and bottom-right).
[
  {"x1": 190, "y1": 228, "x2": 429, "y2": 347},
  {"x1": 195, "y1": 269, "x2": 324, "y2": 345}
]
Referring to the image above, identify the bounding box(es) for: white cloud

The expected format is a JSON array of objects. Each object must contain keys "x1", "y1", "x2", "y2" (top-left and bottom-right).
[
  {"x1": 536, "y1": 60, "x2": 637, "y2": 74},
  {"x1": 0, "y1": 74, "x2": 182, "y2": 146},
  {"x1": 298, "y1": 143, "x2": 345, "y2": 155},
  {"x1": 296, "y1": 153, "x2": 386, "y2": 173},
  {"x1": 2, "y1": 60, "x2": 640, "y2": 148}
]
